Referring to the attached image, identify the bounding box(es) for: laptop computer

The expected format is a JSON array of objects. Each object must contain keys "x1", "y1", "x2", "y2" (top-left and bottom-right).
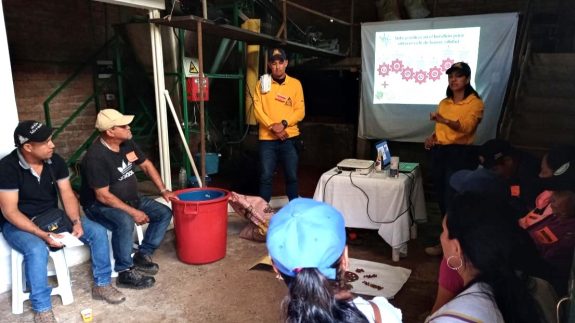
[
  {"x1": 375, "y1": 140, "x2": 392, "y2": 168},
  {"x1": 376, "y1": 140, "x2": 419, "y2": 173}
]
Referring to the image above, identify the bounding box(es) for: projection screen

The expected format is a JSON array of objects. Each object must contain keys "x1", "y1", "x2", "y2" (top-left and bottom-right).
[{"x1": 359, "y1": 13, "x2": 518, "y2": 144}]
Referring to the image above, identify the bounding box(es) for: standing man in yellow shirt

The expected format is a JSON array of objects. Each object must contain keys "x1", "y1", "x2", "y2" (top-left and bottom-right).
[{"x1": 253, "y1": 48, "x2": 305, "y2": 202}]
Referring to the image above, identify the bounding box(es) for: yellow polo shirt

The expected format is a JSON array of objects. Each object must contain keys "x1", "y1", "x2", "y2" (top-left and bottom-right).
[
  {"x1": 253, "y1": 74, "x2": 305, "y2": 140},
  {"x1": 435, "y1": 94, "x2": 484, "y2": 145}
]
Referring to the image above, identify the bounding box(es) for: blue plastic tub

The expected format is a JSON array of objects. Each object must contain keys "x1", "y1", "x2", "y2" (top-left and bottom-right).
[
  {"x1": 177, "y1": 189, "x2": 224, "y2": 201},
  {"x1": 194, "y1": 153, "x2": 219, "y2": 175}
]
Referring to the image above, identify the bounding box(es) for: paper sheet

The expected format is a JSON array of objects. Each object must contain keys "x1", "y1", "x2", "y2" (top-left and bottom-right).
[
  {"x1": 249, "y1": 255, "x2": 411, "y2": 299},
  {"x1": 50, "y1": 232, "x2": 84, "y2": 248},
  {"x1": 347, "y1": 258, "x2": 411, "y2": 299}
]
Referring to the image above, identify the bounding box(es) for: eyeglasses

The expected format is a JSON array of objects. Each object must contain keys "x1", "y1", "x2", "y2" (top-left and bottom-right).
[{"x1": 113, "y1": 125, "x2": 130, "y2": 129}]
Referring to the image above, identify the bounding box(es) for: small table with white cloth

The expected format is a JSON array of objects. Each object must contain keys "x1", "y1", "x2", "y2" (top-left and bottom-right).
[{"x1": 313, "y1": 166, "x2": 427, "y2": 261}]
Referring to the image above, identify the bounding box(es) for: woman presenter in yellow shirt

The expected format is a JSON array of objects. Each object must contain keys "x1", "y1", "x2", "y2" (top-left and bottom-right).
[{"x1": 424, "y1": 62, "x2": 484, "y2": 256}]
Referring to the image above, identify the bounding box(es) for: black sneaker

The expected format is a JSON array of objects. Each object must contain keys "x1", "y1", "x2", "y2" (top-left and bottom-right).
[
  {"x1": 116, "y1": 268, "x2": 155, "y2": 289},
  {"x1": 133, "y1": 251, "x2": 159, "y2": 275}
]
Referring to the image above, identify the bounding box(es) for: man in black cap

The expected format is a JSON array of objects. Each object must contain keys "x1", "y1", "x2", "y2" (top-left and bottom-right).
[
  {"x1": 253, "y1": 48, "x2": 305, "y2": 202},
  {"x1": 0, "y1": 121, "x2": 125, "y2": 323},
  {"x1": 478, "y1": 138, "x2": 542, "y2": 215}
]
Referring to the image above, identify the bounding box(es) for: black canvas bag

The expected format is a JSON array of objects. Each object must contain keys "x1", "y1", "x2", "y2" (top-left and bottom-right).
[
  {"x1": 31, "y1": 159, "x2": 73, "y2": 235},
  {"x1": 31, "y1": 208, "x2": 72, "y2": 233}
]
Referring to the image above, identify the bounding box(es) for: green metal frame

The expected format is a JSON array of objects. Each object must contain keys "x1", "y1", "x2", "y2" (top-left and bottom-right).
[
  {"x1": 43, "y1": 33, "x2": 156, "y2": 172},
  {"x1": 44, "y1": 15, "x2": 248, "y2": 186},
  {"x1": 175, "y1": 22, "x2": 245, "y2": 178},
  {"x1": 44, "y1": 35, "x2": 119, "y2": 128}
]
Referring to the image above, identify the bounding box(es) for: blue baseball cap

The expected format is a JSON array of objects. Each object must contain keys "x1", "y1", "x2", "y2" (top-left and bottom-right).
[
  {"x1": 450, "y1": 168, "x2": 510, "y2": 198},
  {"x1": 266, "y1": 198, "x2": 346, "y2": 280}
]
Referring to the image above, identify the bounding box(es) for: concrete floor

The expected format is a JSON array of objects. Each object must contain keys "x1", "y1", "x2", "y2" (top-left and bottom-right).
[
  {"x1": 0, "y1": 170, "x2": 443, "y2": 323},
  {"x1": 0, "y1": 213, "x2": 441, "y2": 323}
]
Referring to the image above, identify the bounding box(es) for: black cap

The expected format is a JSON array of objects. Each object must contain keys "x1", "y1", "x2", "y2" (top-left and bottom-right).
[
  {"x1": 268, "y1": 48, "x2": 286, "y2": 62},
  {"x1": 546, "y1": 145, "x2": 575, "y2": 171},
  {"x1": 540, "y1": 161, "x2": 575, "y2": 191},
  {"x1": 478, "y1": 139, "x2": 513, "y2": 169},
  {"x1": 446, "y1": 62, "x2": 471, "y2": 77},
  {"x1": 14, "y1": 120, "x2": 53, "y2": 147}
]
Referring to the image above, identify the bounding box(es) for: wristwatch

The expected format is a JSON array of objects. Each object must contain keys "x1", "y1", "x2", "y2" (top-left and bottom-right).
[{"x1": 281, "y1": 120, "x2": 288, "y2": 129}]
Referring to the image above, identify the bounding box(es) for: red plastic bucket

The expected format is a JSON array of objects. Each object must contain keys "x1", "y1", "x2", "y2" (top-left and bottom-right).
[{"x1": 170, "y1": 188, "x2": 230, "y2": 264}]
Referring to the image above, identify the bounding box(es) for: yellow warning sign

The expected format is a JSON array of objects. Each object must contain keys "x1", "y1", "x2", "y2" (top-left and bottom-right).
[
  {"x1": 183, "y1": 57, "x2": 200, "y2": 76},
  {"x1": 188, "y1": 61, "x2": 198, "y2": 74}
]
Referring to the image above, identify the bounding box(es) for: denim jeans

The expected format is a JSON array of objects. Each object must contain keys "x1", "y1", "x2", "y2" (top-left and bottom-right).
[
  {"x1": 2, "y1": 215, "x2": 111, "y2": 313},
  {"x1": 259, "y1": 138, "x2": 299, "y2": 202},
  {"x1": 84, "y1": 197, "x2": 172, "y2": 272}
]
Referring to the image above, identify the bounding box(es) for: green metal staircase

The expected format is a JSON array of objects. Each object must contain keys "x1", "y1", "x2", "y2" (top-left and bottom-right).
[{"x1": 44, "y1": 32, "x2": 158, "y2": 190}]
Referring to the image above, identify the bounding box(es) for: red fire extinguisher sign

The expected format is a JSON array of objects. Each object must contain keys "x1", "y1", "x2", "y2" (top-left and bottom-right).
[{"x1": 186, "y1": 77, "x2": 209, "y2": 102}]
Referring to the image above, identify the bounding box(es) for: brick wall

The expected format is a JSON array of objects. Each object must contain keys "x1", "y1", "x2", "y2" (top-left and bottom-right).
[{"x1": 4, "y1": 0, "x2": 144, "y2": 159}]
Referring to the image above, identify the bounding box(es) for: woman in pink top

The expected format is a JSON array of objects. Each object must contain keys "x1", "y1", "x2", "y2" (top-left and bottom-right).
[{"x1": 431, "y1": 145, "x2": 575, "y2": 312}]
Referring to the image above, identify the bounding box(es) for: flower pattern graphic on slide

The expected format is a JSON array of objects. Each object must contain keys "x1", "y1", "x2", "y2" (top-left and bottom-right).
[
  {"x1": 390, "y1": 59, "x2": 404, "y2": 72},
  {"x1": 441, "y1": 58, "x2": 455, "y2": 71},
  {"x1": 428, "y1": 66, "x2": 442, "y2": 81},
  {"x1": 376, "y1": 58, "x2": 454, "y2": 85},
  {"x1": 401, "y1": 67, "x2": 414, "y2": 81},
  {"x1": 414, "y1": 70, "x2": 428, "y2": 84},
  {"x1": 377, "y1": 63, "x2": 391, "y2": 77}
]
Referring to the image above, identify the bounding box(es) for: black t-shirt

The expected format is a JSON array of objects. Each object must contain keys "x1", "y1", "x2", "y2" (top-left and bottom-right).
[
  {"x1": 80, "y1": 138, "x2": 146, "y2": 207},
  {"x1": 0, "y1": 149, "x2": 68, "y2": 219},
  {"x1": 509, "y1": 150, "x2": 543, "y2": 214}
]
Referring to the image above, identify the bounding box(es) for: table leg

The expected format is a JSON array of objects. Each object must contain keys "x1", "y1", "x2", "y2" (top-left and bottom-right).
[
  {"x1": 410, "y1": 223, "x2": 418, "y2": 240},
  {"x1": 392, "y1": 243, "x2": 408, "y2": 262}
]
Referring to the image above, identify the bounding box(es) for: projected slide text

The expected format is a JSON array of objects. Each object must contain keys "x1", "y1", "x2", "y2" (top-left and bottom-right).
[{"x1": 373, "y1": 27, "x2": 480, "y2": 105}]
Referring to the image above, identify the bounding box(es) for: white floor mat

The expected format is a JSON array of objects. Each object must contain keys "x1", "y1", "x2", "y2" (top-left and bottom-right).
[
  {"x1": 249, "y1": 256, "x2": 411, "y2": 299},
  {"x1": 347, "y1": 258, "x2": 411, "y2": 299}
]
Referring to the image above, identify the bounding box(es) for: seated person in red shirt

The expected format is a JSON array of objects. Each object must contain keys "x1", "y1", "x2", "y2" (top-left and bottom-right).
[
  {"x1": 431, "y1": 167, "x2": 510, "y2": 313},
  {"x1": 527, "y1": 156, "x2": 575, "y2": 295},
  {"x1": 519, "y1": 145, "x2": 575, "y2": 230}
]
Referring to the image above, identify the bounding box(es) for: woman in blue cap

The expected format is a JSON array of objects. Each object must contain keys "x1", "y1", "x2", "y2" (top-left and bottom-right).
[{"x1": 266, "y1": 198, "x2": 402, "y2": 323}]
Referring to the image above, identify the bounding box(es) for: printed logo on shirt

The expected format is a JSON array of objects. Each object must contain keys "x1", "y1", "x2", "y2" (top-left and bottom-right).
[
  {"x1": 533, "y1": 226, "x2": 558, "y2": 244},
  {"x1": 117, "y1": 160, "x2": 134, "y2": 181},
  {"x1": 285, "y1": 97, "x2": 292, "y2": 107},
  {"x1": 519, "y1": 211, "x2": 550, "y2": 229},
  {"x1": 510, "y1": 185, "x2": 521, "y2": 197},
  {"x1": 126, "y1": 151, "x2": 137, "y2": 162},
  {"x1": 275, "y1": 94, "x2": 287, "y2": 103}
]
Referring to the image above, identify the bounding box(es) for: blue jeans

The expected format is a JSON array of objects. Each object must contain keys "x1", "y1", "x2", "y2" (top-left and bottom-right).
[
  {"x1": 2, "y1": 215, "x2": 111, "y2": 313},
  {"x1": 83, "y1": 197, "x2": 172, "y2": 272},
  {"x1": 259, "y1": 138, "x2": 299, "y2": 202}
]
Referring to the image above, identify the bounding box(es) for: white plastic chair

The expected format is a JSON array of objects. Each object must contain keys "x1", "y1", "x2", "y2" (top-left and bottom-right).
[{"x1": 11, "y1": 248, "x2": 74, "y2": 314}]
